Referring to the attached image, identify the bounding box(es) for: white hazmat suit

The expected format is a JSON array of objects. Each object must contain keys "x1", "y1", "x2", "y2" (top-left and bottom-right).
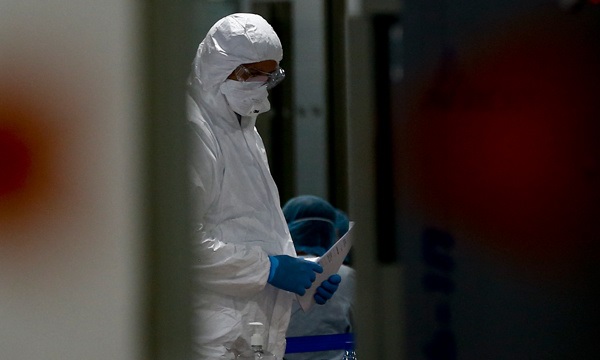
[{"x1": 186, "y1": 13, "x2": 296, "y2": 359}]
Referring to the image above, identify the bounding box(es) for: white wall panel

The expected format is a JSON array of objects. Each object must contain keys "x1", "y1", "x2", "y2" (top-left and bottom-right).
[
  {"x1": 0, "y1": 2, "x2": 143, "y2": 359},
  {"x1": 292, "y1": 0, "x2": 328, "y2": 198}
]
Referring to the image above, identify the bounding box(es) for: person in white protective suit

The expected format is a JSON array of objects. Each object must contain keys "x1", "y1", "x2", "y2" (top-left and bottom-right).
[{"x1": 186, "y1": 13, "x2": 342, "y2": 360}]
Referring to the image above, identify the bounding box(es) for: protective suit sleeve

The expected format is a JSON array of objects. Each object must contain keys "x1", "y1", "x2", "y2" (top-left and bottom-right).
[
  {"x1": 187, "y1": 96, "x2": 271, "y2": 297},
  {"x1": 192, "y1": 236, "x2": 271, "y2": 297}
]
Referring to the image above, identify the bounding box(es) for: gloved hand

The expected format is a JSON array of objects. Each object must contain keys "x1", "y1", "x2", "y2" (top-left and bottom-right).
[
  {"x1": 314, "y1": 274, "x2": 342, "y2": 305},
  {"x1": 268, "y1": 255, "x2": 323, "y2": 295}
]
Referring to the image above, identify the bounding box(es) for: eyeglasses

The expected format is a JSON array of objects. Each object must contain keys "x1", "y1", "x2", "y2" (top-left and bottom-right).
[{"x1": 232, "y1": 65, "x2": 286, "y2": 89}]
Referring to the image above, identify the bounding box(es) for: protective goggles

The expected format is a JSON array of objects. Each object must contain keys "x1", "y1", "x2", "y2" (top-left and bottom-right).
[{"x1": 232, "y1": 65, "x2": 286, "y2": 89}]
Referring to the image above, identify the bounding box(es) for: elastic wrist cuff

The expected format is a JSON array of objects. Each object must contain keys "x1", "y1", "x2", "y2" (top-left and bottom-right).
[{"x1": 267, "y1": 255, "x2": 279, "y2": 283}]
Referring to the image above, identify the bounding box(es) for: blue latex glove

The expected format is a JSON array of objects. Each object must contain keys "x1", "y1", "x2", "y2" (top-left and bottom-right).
[
  {"x1": 268, "y1": 255, "x2": 323, "y2": 295},
  {"x1": 314, "y1": 274, "x2": 342, "y2": 305}
]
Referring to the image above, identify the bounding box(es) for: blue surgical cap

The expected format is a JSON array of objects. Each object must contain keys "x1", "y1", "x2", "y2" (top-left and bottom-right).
[{"x1": 282, "y1": 195, "x2": 340, "y2": 257}]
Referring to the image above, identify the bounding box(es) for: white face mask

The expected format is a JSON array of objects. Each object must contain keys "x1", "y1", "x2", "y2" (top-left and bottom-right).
[{"x1": 220, "y1": 80, "x2": 271, "y2": 117}]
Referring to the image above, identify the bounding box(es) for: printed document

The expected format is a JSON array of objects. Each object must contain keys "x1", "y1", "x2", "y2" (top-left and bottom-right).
[{"x1": 297, "y1": 222, "x2": 354, "y2": 312}]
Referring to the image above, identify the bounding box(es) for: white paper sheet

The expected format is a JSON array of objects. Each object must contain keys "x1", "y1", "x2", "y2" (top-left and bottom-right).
[{"x1": 297, "y1": 222, "x2": 354, "y2": 312}]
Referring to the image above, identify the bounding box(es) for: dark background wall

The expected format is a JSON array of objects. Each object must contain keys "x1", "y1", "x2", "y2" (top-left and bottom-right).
[{"x1": 398, "y1": 1, "x2": 600, "y2": 359}]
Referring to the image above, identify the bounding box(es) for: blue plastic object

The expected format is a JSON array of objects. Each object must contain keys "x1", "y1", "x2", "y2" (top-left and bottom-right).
[{"x1": 285, "y1": 333, "x2": 354, "y2": 354}]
